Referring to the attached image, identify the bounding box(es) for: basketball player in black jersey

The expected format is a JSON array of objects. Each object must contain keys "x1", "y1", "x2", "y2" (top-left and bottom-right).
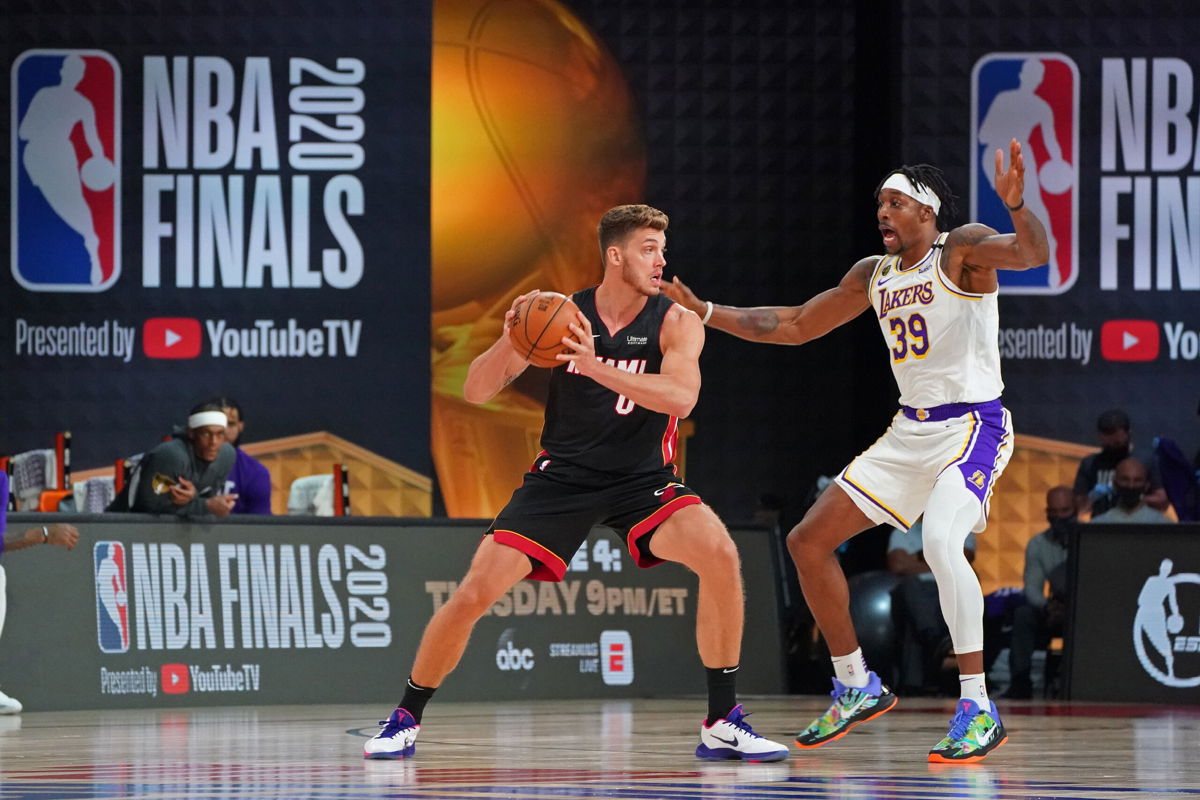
[{"x1": 364, "y1": 204, "x2": 788, "y2": 762}]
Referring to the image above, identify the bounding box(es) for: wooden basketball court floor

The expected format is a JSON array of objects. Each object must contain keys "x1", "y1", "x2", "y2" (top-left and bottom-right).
[{"x1": 0, "y1": 696, "x2": 1197, "y2": 799}]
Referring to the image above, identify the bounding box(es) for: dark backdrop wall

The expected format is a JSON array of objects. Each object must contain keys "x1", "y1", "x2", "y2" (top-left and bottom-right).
[{"x1": 565, "y1": 1, "x2": 902, "y2": 527}]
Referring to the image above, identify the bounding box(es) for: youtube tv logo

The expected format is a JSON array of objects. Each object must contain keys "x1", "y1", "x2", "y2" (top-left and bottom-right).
[
  {"x1": 1100, "y1": 320, "x2": 1159, "y2": 362},
  {"x1": 143, "y1": 317, "x2": 201, "y2": 359},
  {"x1": 161, "y1": 663, "x2": 190, "y2": 694}
]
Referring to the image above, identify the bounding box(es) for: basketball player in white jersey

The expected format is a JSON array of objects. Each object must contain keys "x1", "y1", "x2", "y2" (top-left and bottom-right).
[{"x1": 663, "y1": 139, "x2": 1048, "y2": 763}]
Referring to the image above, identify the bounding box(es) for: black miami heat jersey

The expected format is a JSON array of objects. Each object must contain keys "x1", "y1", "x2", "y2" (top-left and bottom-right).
[{"x1": 539, "y1": 287, "x2": 680, "y2": 474}]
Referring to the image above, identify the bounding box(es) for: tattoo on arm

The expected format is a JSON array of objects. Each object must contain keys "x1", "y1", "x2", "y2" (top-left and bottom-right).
[{"x1": 735, "y1": 309, "x2": 781, "y2": 334}]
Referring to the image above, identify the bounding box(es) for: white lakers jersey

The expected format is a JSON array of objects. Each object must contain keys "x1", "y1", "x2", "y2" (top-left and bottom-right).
[{"x1": 869, "y1": 232, "x2": 1004, "y2": 408}]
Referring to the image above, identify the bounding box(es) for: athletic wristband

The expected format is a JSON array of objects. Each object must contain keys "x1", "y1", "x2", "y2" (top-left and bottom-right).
[
  {"x1": 41, "y1": 525, "x2": 49, "y2": 543},
  {"x1": 1006, "y1": 199, "x2": 1024, "y2": 212},
  {"x1": 701, "y1": 300, "x2": 714, "y2": 324}
]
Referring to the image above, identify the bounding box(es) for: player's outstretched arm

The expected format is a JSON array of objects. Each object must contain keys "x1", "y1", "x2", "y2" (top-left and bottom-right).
[
  {"x1": 1, "y1": 523, "x2": 79, "y2": 553},
  {"x1": 662, "y1": 259, "x2": 875, "y2": 345},
  {"x1": 559, "y1": 304, "x2": 702, "y2": 419},
  {"x1": 951, "y1": 139, "x2": 1050, "y2": 274},
  {"x1": 463, "y1": 290, "x2": 539, "y2": 404}
]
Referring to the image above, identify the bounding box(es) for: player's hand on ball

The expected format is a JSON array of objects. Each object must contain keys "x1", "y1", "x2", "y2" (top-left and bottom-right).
[
  {"x1": 503, "y1": 289, "x2": 542, "y2": 354},
  {"x1": 559, "y1": 311, "x2": 596, "y2": 369}
]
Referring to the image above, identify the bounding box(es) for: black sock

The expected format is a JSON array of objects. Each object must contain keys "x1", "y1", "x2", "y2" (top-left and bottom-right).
[
  {"x1": 400, "y1": 676, "x2": 437, "y2": 723},
  {"x1": 705, "y1": 665, "x2": 738, "y2": 726}
]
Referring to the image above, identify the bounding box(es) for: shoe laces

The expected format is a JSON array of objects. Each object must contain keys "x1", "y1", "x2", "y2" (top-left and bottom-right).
[
  {"x1": 831, "y1": 684, "x2": 867, "y2": 707},
  {"x1": 723, "y1": 707, "x2": 765, "y2": 740},
  {"x1": 945, "y1": 703, "x2": 976, "y2": 741},
  {"x1": 378, "y1": 709, "x2": 416, "y2": 736}
]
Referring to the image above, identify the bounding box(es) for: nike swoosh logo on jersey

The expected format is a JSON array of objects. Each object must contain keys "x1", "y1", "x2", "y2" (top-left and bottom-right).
[{"x1": 713, "y1": 734, "x2": 739, "y2": 747}]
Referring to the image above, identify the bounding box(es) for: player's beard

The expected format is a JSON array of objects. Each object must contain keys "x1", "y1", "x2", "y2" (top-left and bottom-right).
[{"x1": 621, "y1": 260, "x2": 657, "y2": 296}]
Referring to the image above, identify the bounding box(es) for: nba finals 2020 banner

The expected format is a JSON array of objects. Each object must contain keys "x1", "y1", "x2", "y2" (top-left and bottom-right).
[
  {"x1": 2, "y1": 4, "x2": 430, "y2": 486},
  {"x1": 902, "y1": 5, "x2": 1200, "y2": 454}
]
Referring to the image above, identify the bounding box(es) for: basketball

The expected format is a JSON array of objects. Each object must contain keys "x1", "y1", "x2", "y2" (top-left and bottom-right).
[
  {"x1": 1039, "y1": 159, "x2": 1073, "y2": 194},
  {"x1": 1168, "y1": 613, "x2": 1184, "y2": 634},
  {"x1": 80, "y1": 156, "x2": 115, "y2": 191},
  {"x1": 509, "y1": 292, "x2": 581, "y2": 367}
]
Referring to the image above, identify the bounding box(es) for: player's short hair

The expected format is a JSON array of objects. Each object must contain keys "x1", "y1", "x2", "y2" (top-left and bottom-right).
[
  {"x1": 189, "y1": 400, "x2": 226, "y2": 417},
  {"x1": 598, "y1": 204, "x2": 669, "y2": 261},
  {"x1": 875, "y1": 164, "x2": 958, "y2": 228},
  {"x1": 205, "y1": 395, "x2": 244, "y2": 421}
]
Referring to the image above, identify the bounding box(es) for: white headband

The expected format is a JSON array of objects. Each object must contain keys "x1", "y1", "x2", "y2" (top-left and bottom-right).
[
  {"x1": 881, "y1": 173, "x2": 941, "y2": 215},
  {"x1": 188, "y1": 411, "x2": 227, "y2": 429}
]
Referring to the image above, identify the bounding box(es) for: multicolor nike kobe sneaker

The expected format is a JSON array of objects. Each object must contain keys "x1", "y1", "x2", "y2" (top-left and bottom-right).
[
  {"x1": 927, "y1": 699, "x2": 1007, "y2": 763},
  {"x1": 795, "y1": 670, "x2": 898, "y2": 748},
  {"x1": 696, "y1": 704, "x2": 789, "y2": 762}
]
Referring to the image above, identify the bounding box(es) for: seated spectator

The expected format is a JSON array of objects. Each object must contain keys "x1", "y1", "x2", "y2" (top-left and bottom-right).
[
  {"x1": 1155, "y1": 436, "x2": 1200, "y2": 522},
  {"x1": 1074, "y1": 409, "x2": 1167, "y2": 518},
  {"x1": 1005, "y1": 485, "x2": 1076, "y2": 699},
  {"x1": 109, "y1": 402, "x2": 237, "y2": 517},
  {"x1": 888, "y1": 518, "x2": 976, "y2": 694},
  {"x1": 1089, "y1": 457, "x2": 1175, "y2": 524},
  {"x1": 0, "y1": 472, "x2": 79, "y2": 713},
  {"x1": 210, "y1": 396, "x2": 272, "y2": 515}
]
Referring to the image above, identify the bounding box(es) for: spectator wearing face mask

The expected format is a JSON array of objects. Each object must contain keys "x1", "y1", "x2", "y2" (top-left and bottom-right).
[
  {"x1": 1003, "y1": 486, "x2": 1076, "y2": 699},
  {"x1": 1088, "y1": 458, "x2": 1174, "y2": 524},
  {"x1": 1073, "y1": 409, "x2": 1168, "y2": 518}
]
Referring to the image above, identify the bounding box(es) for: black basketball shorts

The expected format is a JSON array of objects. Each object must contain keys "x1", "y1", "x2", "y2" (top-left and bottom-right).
[{"x1": 487, "y1": 454, "x2": 701, "y2": 581}]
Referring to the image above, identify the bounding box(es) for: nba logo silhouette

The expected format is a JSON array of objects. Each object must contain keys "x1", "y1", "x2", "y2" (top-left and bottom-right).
[
  {"x1": 12, "y1": 49, "x2": 121, "y2": 292},
  {"x1": 94, "y1": 541, "x2": 130, "y2": 654},
  {"x1": 971, "y1": 53, "x2": 1078, "y2": 295}
]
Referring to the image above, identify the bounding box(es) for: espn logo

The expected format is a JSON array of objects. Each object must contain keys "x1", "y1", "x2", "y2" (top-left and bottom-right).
[
  {"x1": 1101, "y1": 320, "x2": 1159, "y2": 362},
  {"x1": 600, "y1": 630, "x2": 634, "y2": 686},
  {"x1": 143, "y1": 317, "x2": 202, "y2": 359}
]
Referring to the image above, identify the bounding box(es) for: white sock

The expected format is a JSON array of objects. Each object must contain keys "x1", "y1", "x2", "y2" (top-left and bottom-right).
[
  {"x1": 831, "y1": 647, "x2": 870, "y2": 688},
  {"x1": 960, "y1": 673, "x2": 989, "y2": 704}
]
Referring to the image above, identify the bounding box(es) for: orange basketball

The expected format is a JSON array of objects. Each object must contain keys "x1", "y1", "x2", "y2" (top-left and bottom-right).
[{"x1": 509, "y1": 292, "x2": 581, "y2": 368}]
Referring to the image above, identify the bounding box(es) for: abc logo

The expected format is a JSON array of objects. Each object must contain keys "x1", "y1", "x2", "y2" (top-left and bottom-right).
[
  {"x1": 495, "y1": 640, "x2": 535, "y2": 671},
  {"x1": 495, "y1": 628, "x2": 534, "y2": 671}
]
